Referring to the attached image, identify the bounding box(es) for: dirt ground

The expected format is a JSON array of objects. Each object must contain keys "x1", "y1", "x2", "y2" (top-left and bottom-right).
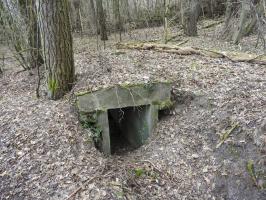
[{"x1": 0, "y1": 22, "x2": 265, "y2": 200}]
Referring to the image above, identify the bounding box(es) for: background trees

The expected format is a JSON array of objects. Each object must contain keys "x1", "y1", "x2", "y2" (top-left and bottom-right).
[
  {"x1": 0, "y1": 0, "x2": 42, "y2": 70},
  {"x1": 64, "y1": 0, "x2": 264, "y2": 46},
  {"x1": 2, "y1": 0, "x2": 265, "y2": 54},
  {"x1": 0, "y1": 0, "x2": 265, "y2": 100},
  {"x1": 96, "y1": 0, "x2": 108, "y2": 43}
]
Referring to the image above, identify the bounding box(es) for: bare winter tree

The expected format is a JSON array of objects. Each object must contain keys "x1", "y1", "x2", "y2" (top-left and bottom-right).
[
  {"x1": 70, "y1": 0, "x2": 83, "y2": 33},
  {"x1": 181, "y1": 0, "x2": 201, "y2": 36},
  {"x1": 222, "y1": 0, "x2": 265, "y2": 46},
  {"x1": 113, "y1": 0, "x2": 122, "y2": 41},
  {"x1": 88, "y1": 0, "x2": 97, "y2": 34},
  {"x1": 19, "y1": 0, "x2": 43, "y2": 68},
  {"x1": 0, "y1": 0, "x2": 43, "y2": 70},
  {"x1": 96, "y1": 0, "x2": 108, "y2": 43},
  {"x1": 36, "y1": 0, "x2": 75, "y2": 100}
]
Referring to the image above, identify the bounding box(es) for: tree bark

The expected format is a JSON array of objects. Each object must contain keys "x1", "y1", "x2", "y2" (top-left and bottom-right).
[
  {"x1": 37, "y1": 0, "x2": 75, "y2": 100},
  {"x1": 264, "y1": 0, "x2": 266, "y2": 15},
  {"x1": 96, "y1": 0, "x2": 108, "y2": 41},
  {"x1": 23, "y1": 0, "x2": 43, "y2": 68},
  {"x1": 182, "y1": 0, "x2": 200, "y2": 36},
  {"x1": 224, "y1": 0, "x2": 234, "y2": 28},
  {"x1": 113, "y1": 0, "x2": 122, "y2": 41},
  {"x1": 88, "y1": 0, "x2": 98, "y2": 34},
  {"x1": 121, "y1": 0, "x2": 131, "y2": 23},
  {"x1": 163, "y1": 0, "x2": 169, "y2": 43},
  {"x1": 232, "y1": 0, "x2": 250, "y2": 44},
  {"x1": 73, "y1": 0, "x2": 83, "y2": 33}
]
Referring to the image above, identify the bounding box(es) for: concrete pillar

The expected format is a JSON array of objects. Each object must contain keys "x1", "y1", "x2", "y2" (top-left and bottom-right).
[{"x1": 97, "y1": 111, "x2": 111, "y2": 155}]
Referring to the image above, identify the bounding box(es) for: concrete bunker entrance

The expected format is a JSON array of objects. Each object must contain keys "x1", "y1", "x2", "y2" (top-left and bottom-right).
[
  {"x1": 76, "y1": 82, "x2": 172, "y2": 155},
  {"x1": 108, "y1": 105, "x2": 150, "y2": 154}
]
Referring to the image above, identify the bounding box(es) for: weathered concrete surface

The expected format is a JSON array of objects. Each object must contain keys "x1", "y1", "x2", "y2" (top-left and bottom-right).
[
  {"x1": 76, "y1": 82, "x2": 171, "y2": 113},
  {"x1": 76, "y1": 82, "x2": 172, "y2": 155},
  {"x1": 97, "y1": 111, "x2": 111, "y2": 155}
]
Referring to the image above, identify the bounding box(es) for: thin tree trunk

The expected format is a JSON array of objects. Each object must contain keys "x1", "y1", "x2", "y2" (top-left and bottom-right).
[
  {"x1": 113, "y1": 0, "x2": 122, "y2": 41},
  {"x1": 224, "y1": 0, "x2": 234, "y2": 28},
  {"x1": 163, "y1": 0, "x2": 169, "y2": 43},
  {"x1": 182, "y1": 0, "x2": 200, "y2": 36},
  {"x1": 96, "y1": 0, "x2": 108, "y2": 42},
  {"x1": 27, "y1": 0, "x2": 43, "y2": 68},
  {"x1": 233, "y1": 0, "x2": 250, "y2": 44},
  {"x1": 1, "y1": 0, "x2": 39, "y2": 70},
  {"x1": 89, "y1": 0, "x2": 97, "y2": 34},
  {"x1": 37, "y1": 0, "x2": 75, "y2": 100},
  {"x1": 121, "y1": 0, "x2": 131, "y2": 23},
  {"x1": 264, "y1": 0, "x2": 266, "y2": 15}
]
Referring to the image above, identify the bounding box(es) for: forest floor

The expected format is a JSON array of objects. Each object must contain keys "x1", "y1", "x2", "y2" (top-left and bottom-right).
[{"x1": 0, "y1": 21, "x2": 266, "y2": 200}]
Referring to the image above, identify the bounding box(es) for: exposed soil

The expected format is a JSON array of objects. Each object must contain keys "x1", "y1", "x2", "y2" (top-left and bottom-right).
[{"x1": 0, "y1": 22, "x2": 265, "y2": 200}]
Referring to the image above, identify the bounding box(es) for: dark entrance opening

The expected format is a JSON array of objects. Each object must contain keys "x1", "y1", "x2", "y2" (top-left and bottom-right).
[{"x1": 107, "y1": 105, "x2": 150, "y2": 154}]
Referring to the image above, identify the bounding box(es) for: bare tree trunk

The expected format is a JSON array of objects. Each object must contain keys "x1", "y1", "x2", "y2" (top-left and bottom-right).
[
  {"x1": 233, "y1": 0, "x2": 250, "y2": 44},
  {"x1": 224, "y1": 0, "x2": 234, "y2": 28},
  {"x1": 88, "y1": 0, "x2": 97, "y2": 34},
  {"x1": 96, "y1": 0, "x2": 108, "y2": 42},
  {"x1": 182, "y1": 0, "x2": 200, "y2": 36},
  {"x1": 37, "y1": 0, "x2": 75, "y2": 100},
  {"x1": 163, "y1": 0, "x2": 169, "y2": 43},
  {"x1": 264, "y1": 0, "x2": 266, "y2": 14},
  {"x1": 121, "y1": 0, "x2": 131, "y2": 23},
  {"x1": 113, "y1": 0, "x2": 122, "y2": 41},
  {"x1": 25, "y1": 0, "x2": 43, "y2": 68},
  {"x1": 18, "y1": 0, "x2": 43, "y2": 68}
]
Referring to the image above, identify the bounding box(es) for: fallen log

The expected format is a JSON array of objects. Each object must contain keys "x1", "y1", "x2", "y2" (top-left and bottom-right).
[
  {"x1": 116, "y1": 42, "x2": 266, "y2": 65},
  {"x1": 201, "y1": 20, "x2": 224, "y2": 29}
]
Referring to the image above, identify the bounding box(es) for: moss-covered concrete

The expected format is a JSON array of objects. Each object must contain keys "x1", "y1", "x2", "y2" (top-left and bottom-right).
[
  {"x1": 76, "y1": 82, "x2": 172, "y2": 113},
  {"x1": 76, "y1": 82, "x2": 172, "y2": 155}
]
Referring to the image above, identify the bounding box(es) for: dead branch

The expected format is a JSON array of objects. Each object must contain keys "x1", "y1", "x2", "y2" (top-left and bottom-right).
[
  {"x1": 176, "y1": 39, "x2": 189, "y2": 46},
  {"x1": 116, "y1": 42, "x2": 266, "y2": 65},
  {"x1": 202, "y1": 20, "x2": 224, "y2": 29},
  {"x1": 216, "y1": 122, "x2": 239, "y2": 149}
]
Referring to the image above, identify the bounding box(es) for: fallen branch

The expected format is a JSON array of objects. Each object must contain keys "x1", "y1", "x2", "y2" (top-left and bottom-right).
[
  {"x1": 116, "y1": 42, "x2": 266, "y2": 65},
  {"x1": 176, "y1": 39, "x2": 189, "y2": 46},
  {"x1": 201, "y1": 20, "x2": 224, "y2": 29}
]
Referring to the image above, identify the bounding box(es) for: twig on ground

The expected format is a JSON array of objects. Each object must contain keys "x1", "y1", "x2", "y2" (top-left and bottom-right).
[{"x1": 216, "y1": 122, "x2": 239, "y2": 149}]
